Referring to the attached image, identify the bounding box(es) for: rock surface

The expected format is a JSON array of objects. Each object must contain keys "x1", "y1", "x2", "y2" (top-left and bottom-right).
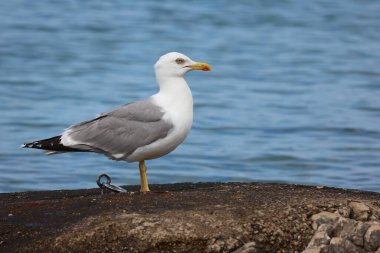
[
  {"x1": 304, "y1": 201, "x2": 380, "y2": 253},
  {"x1": 0, "y1": 182, "x2": 379, "y2": 253}
]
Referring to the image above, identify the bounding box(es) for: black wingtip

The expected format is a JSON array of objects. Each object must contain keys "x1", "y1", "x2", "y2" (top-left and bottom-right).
[
  {"x1": 22, "y1": 142, "x2": 39, "y2": 149},
  {"x1": 22, "y1": 136, "x2": 62, "y2": 150},
  {"x1": 22, "y1": 136, "x2": 87, "y2": 153}
]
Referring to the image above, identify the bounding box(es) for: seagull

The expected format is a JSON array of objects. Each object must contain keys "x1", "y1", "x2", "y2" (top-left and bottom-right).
[{"x1": 22, "y1": 52, "x2": 212, "y2": 192}]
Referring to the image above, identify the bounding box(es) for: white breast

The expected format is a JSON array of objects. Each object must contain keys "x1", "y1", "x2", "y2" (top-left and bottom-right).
[{"x1": 126, "y1": 79, "x2": 193, "y2": 163}]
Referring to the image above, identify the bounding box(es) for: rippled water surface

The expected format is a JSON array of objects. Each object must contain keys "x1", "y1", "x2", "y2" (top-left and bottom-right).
[{"x1": 1, "y1": 0, "x2": 380, "y2": 192}]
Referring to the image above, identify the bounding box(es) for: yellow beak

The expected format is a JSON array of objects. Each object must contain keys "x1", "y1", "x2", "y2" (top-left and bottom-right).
[{"x1": 190, "y1": 62, "x2": 212, "y2": 71}]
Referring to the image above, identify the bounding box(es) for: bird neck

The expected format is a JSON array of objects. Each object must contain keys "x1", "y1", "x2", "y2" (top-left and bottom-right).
[
  {"x1": 153, "y1": 76, "x2": 193, "y2": 111},
  {"x1": 156, "y1": 75, "x2": 191, "y2": 96}
]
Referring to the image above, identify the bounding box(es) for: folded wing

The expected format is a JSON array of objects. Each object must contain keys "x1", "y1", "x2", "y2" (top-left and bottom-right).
[{"x1": 60, "y1": 99, "x2": 173, "y2": 160}]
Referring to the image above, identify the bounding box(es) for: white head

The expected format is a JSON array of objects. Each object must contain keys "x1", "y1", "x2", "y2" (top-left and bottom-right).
[{"x1": 154, "y1": 52, "x2": 211, "y2": 82}]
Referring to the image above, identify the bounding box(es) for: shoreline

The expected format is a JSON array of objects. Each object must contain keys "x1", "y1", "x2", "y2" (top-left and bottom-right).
[{"x1": 1, "y1": 182, "x2": 379, "y2": 252}]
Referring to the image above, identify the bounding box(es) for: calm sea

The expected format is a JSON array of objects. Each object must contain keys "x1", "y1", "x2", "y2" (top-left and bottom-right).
[{"x1": 1, "y1": 0, "x2": 379, "y2": 193}]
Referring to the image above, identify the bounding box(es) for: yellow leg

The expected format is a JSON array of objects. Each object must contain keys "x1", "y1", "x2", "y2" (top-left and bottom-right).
[{"x1": 139, "y1": 160, "x2": 150, "y2": 192}]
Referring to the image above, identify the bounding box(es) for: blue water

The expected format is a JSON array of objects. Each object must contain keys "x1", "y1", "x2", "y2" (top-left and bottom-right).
[{"x1": 1, "y1": 0, "x2": 380, "y2": 193}]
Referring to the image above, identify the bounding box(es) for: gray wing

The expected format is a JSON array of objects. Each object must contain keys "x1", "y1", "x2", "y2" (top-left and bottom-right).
[{"x1": 62, "y1": 98, "x2": 173, "y2": 160}]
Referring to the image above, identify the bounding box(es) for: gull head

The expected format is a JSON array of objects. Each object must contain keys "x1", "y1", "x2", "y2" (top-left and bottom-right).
[{"x1": 154, "y1": 52, "x2": 212, "y2": 79}]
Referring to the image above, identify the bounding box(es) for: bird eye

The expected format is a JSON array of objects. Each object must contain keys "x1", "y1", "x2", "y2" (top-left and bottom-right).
[{"x1": 175, "y1": 58, "x2": 185, "y2": 64}]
